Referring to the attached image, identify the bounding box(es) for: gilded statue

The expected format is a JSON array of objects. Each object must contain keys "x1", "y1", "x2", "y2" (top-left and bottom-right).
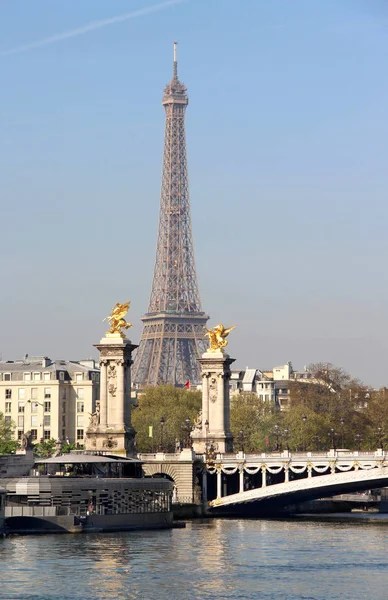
[
  {"x1": 204, "y1": 324, "x2": 235, "y2": 353},
  {"x1": 103, "y1": 301, "x2": 132, "y2": 338}
]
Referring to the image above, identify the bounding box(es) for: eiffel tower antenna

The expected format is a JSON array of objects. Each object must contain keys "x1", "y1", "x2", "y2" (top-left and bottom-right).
[{"x1": 133, "y1": 43, "x2": 209, "y2": 386}]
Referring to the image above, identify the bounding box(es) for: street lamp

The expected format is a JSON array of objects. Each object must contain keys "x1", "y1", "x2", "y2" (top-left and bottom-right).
[
  {"x1": 26, "y1": 399, "x2": 44, "y2": 442},
  {"x1": 239, "y1": 429, "x2": 245, "y2": 453},
  {"x1": 355, "y1": 433, "x2": 362, "y2": 451},
  {"x1": 273, "y1": 424, "x2": 280, "y2": 451},
  {"x1": 302, "y1": 414, "x2": 307, "y2": 452},
  {"x1": 329, "y1": 428, "x2": 336, "y2": 450},
  {"x1": 182, "y1": 417, "x2": 192, "y2": 448},
  {"x1": 340, "y1": 417, "x2": 345, "y2": 449},
  {"x1": 376, "y1": 426, "x2": 384, "y2": 450},
  {"x1": 283, "y1": 428, "x2": 290, "y2": 451},
  {"x1": 159, "y1": 416, "x2": 165, "y2": 451}
]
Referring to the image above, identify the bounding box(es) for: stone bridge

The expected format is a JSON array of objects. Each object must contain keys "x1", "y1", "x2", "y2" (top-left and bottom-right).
[{"x1": 139, "y1": 449, "x2": 388, "y2": 515}]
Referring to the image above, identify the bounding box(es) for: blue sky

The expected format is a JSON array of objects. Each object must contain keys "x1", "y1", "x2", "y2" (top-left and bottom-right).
[{"x1": 1, "y1": 0, "x2": 388, "y2": 386}]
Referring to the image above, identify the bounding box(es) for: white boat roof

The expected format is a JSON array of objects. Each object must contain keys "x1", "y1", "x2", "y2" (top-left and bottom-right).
[{"x1": 35, "y1": 453, "x2": 141, "y2": 464}]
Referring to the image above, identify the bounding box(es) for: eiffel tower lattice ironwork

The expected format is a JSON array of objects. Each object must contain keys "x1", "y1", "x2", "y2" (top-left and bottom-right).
[{"x1": 133, "y1": 43, "x2": 209, "y2": 387}]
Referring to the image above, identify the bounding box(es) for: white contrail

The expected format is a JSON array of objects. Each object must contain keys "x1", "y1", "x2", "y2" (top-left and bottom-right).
[{"x1": 0, "y1": 0, "x2": 184, "y2": 57}]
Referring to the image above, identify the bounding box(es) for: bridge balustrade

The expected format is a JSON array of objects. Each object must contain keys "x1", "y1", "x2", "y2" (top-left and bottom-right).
[{"x1": 201, "y1": 450, "x2": 387, "y2": 503}]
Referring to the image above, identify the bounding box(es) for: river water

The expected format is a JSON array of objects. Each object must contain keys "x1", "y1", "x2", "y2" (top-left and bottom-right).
[{"x1": 1, "y1": 518, "x2": 388, "y2": 600}]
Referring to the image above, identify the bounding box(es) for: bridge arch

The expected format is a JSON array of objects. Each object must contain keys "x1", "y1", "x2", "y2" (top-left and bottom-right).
[
  {"x1": 142, "y1": 462, "x2": 194, "y2": 503},
  {"x1": 208, "y1": 467, "x2": 388, "y2": 516}
]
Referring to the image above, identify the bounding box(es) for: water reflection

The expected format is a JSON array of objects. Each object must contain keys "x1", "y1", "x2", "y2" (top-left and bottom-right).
[{"x1": 1, "y1": 518, "x2": 388, "y2": 599}]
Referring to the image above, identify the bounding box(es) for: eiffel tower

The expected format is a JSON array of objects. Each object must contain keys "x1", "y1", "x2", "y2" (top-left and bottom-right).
[{"x1": 133, "y1": 43, "x2": 209, "y2": 387}]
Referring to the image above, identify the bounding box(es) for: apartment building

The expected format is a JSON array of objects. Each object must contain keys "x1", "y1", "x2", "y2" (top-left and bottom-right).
[{"x1": 0, "y1": 355, "x2": 99, "y2": 445}]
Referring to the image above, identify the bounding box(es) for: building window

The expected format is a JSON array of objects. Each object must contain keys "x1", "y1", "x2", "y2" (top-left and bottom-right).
[
  {"x1": 17, "y1": 430, "x2": 24, "y2": 441},
  {"x1": 77, "y1": 429, "x2": 84, "y2": 441},
  {"x1": 18, "y1": 416, "x2": 24, "y2": 428},
  {"x1": 43, "y1": 415, "x2": 51, "y2": 427},
  {"x1": 31, "y1": 402, "x2": 38, "y2": 413},
  {"x1": 62, "y1": 388, "x2": 66, "y2": 399},
  {"x1": 62, "y1": 429, "x2": 66, "y2": 440},
  {"x1": 18, "y1": 388, "x2": 25, "y2": 400},
  {"x1": 31, "y1": 415, "x2": 38, "y2": 427},
  {"x1": 59, "y1": 371, "x2": 65, "y2": 381},
  {"x1": 77, "y1": 401, "x2": 84, "y2": 413},
  {"x1": 33, "y1": 372, "x2": 41, "y2": 381},
  {"x1": 44, "y1": 388, "x2": 51, "y2": 399},
  {"x1": 5, "y1": 389, "x2": 12, "y2": 399},
  {"x1": 43, "y1": 372, "x2": 50, "y2": 381},
  {"x1": 62, "y1": 402, "x2": 66, "y2": 413},
  {"x1": 24, "y1": 372, "x2": 31, "y2": 381},
  {"x1": 75, "y1": 373, "x2": 83, "y2": 382},
  {"x1": 5, "y1": 402, "x2": 11, "y2": 412},
  {"x1": 31, "y1": 388, "x2": 38, "y2": 399},
  {"x1": 31, "y1": 429, "x2": 38, "y2": 441},
  {"x1": 77, "y1": 415, "x2": 84, "y2": 427},
  {"x1": 5, "y1": 416, "x2": 11, "y2": 424},
  {"x1": 44, "y1": 401, "x2": 51, "y2": 413},
  {"x1": 77, "y1": 388, "x2": 84, "y2": 399},
  {"x1": 62, "y1": 415, "x2": 66, "y2": 427},
  {"x1": 44, "y1": 430, "x2": 51, "y2": 440},
  {"x1": 18, "y1": 402, "x2": 25, "y2": 413},
  {"x1": 3, "y1": 374, "x2": 11, "y2": 381}
]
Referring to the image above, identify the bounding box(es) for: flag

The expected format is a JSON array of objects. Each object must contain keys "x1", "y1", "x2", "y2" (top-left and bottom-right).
[
  {"x1": 185, "y1": 380, "x2": 190, "y2": 389},
  {"x1": 148, "y1": 426, "x2": 153, "y2": 438}
]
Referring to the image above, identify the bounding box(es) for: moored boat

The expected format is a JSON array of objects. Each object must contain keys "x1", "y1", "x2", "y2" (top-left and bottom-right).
[{"x1": 0, "y1": 454, "x2": 174, "y2": 534}]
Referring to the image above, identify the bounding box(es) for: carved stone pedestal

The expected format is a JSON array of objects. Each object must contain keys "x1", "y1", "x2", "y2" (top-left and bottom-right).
[
  {"x1": 191, "y1": 350, "x2": 234, "y2": 454},
  {"x1": 85, "y1": 336, "x2": 137, "y2": 456}
]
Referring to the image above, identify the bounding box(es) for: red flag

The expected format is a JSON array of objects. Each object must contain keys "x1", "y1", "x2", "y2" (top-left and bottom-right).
[
  {"x1": 185, "y1": 380, "x2": 190, "y2": 389},
  {"x1": 265, "y1": 436, "x2": 269, "y2": 447}
]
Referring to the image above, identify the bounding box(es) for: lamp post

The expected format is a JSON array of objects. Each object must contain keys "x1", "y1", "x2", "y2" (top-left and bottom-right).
[
  {"x1": 339, "y1": 417, "x2": 345, "y2": 449},
  {"x1": 313, "y1": 434, "x2": 320, "y2": 451},
  {"x1": 182, "y1": 417, "x2": 192, "y2": 449},
  {"x1": 329, "y1": 428, "x2": 336, "y2": 450},
  {"x1": 283, "y1": 428, "x2": 290, "y2": 451},
  {"x1": 376, "y1": 426, "x2": 384, "y2": 450},
  {"x1": 159, "y1": 416, "x2": 165, "y2": 451},
  {"x1": 302, "y1": 414, "x2": 307, "y2": 452},
  {"x1": 26, "y1": 399, "x2": 44, "y2": 443},
  {"x1": 239, "y1": 429, "x2": 245, "y2": 453},
  {"x1": 355, "y1": 433, "x2": 362, "y2": 452},
  {"x1": 273, "y1": 424, "x2": 280, "y2": 451}
]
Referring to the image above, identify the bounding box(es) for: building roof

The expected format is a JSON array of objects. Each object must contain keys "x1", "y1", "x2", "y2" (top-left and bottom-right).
[
  {"x1": 0, "y1": 357, "x2": 98, "y2": 373},
  {"x1": 34, "y1": 453, "x2": 140, "y2": 464},
  {"x1": 242, "y1": 369, "x2": 257, "y2": 384}
]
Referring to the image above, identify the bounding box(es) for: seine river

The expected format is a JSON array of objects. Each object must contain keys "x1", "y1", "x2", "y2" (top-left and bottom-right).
[{"x1": 1, "y1": 518, "x2": 388, "y2": 600}]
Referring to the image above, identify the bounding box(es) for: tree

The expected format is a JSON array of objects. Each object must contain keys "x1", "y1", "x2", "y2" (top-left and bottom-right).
[
  {"x1": 363, "y1": 388, "x2": 388, "y2": 449},
  {"x1": 230, "y1": 393, "x2": 278, "y2": 452},
  {"x1": 0, "y1": 411, "x2": 17, "y2": 454},
  {"x1": 33, "y1": 438, "x2": 57, "y2": 458},
  {"x1": 132, "y1": 385, "x2": 201, "y2": 453}
]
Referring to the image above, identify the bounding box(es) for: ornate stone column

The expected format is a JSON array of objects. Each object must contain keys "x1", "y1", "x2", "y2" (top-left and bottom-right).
[
  {"x1": 239, "y1": 465, "x2": 244, "y2": 493},
  {"x1": 191, "y1": 350, "x2": 234, "y2": 454},
  {"x1": 115, "y1": 359, "x2": 125, "y2": 427},
  {"x1": 99, "y1": 359, "x2": 108, "y2": 427},
  {"x1": 261, "y1": 465, "x2": 267, "y2": 488},
  {"x1": 216, "y1": 467, "x2": 222, "y2": 500},
  {"x1": 85, "y1": 336, "x2": 137, "y2": 456}
]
